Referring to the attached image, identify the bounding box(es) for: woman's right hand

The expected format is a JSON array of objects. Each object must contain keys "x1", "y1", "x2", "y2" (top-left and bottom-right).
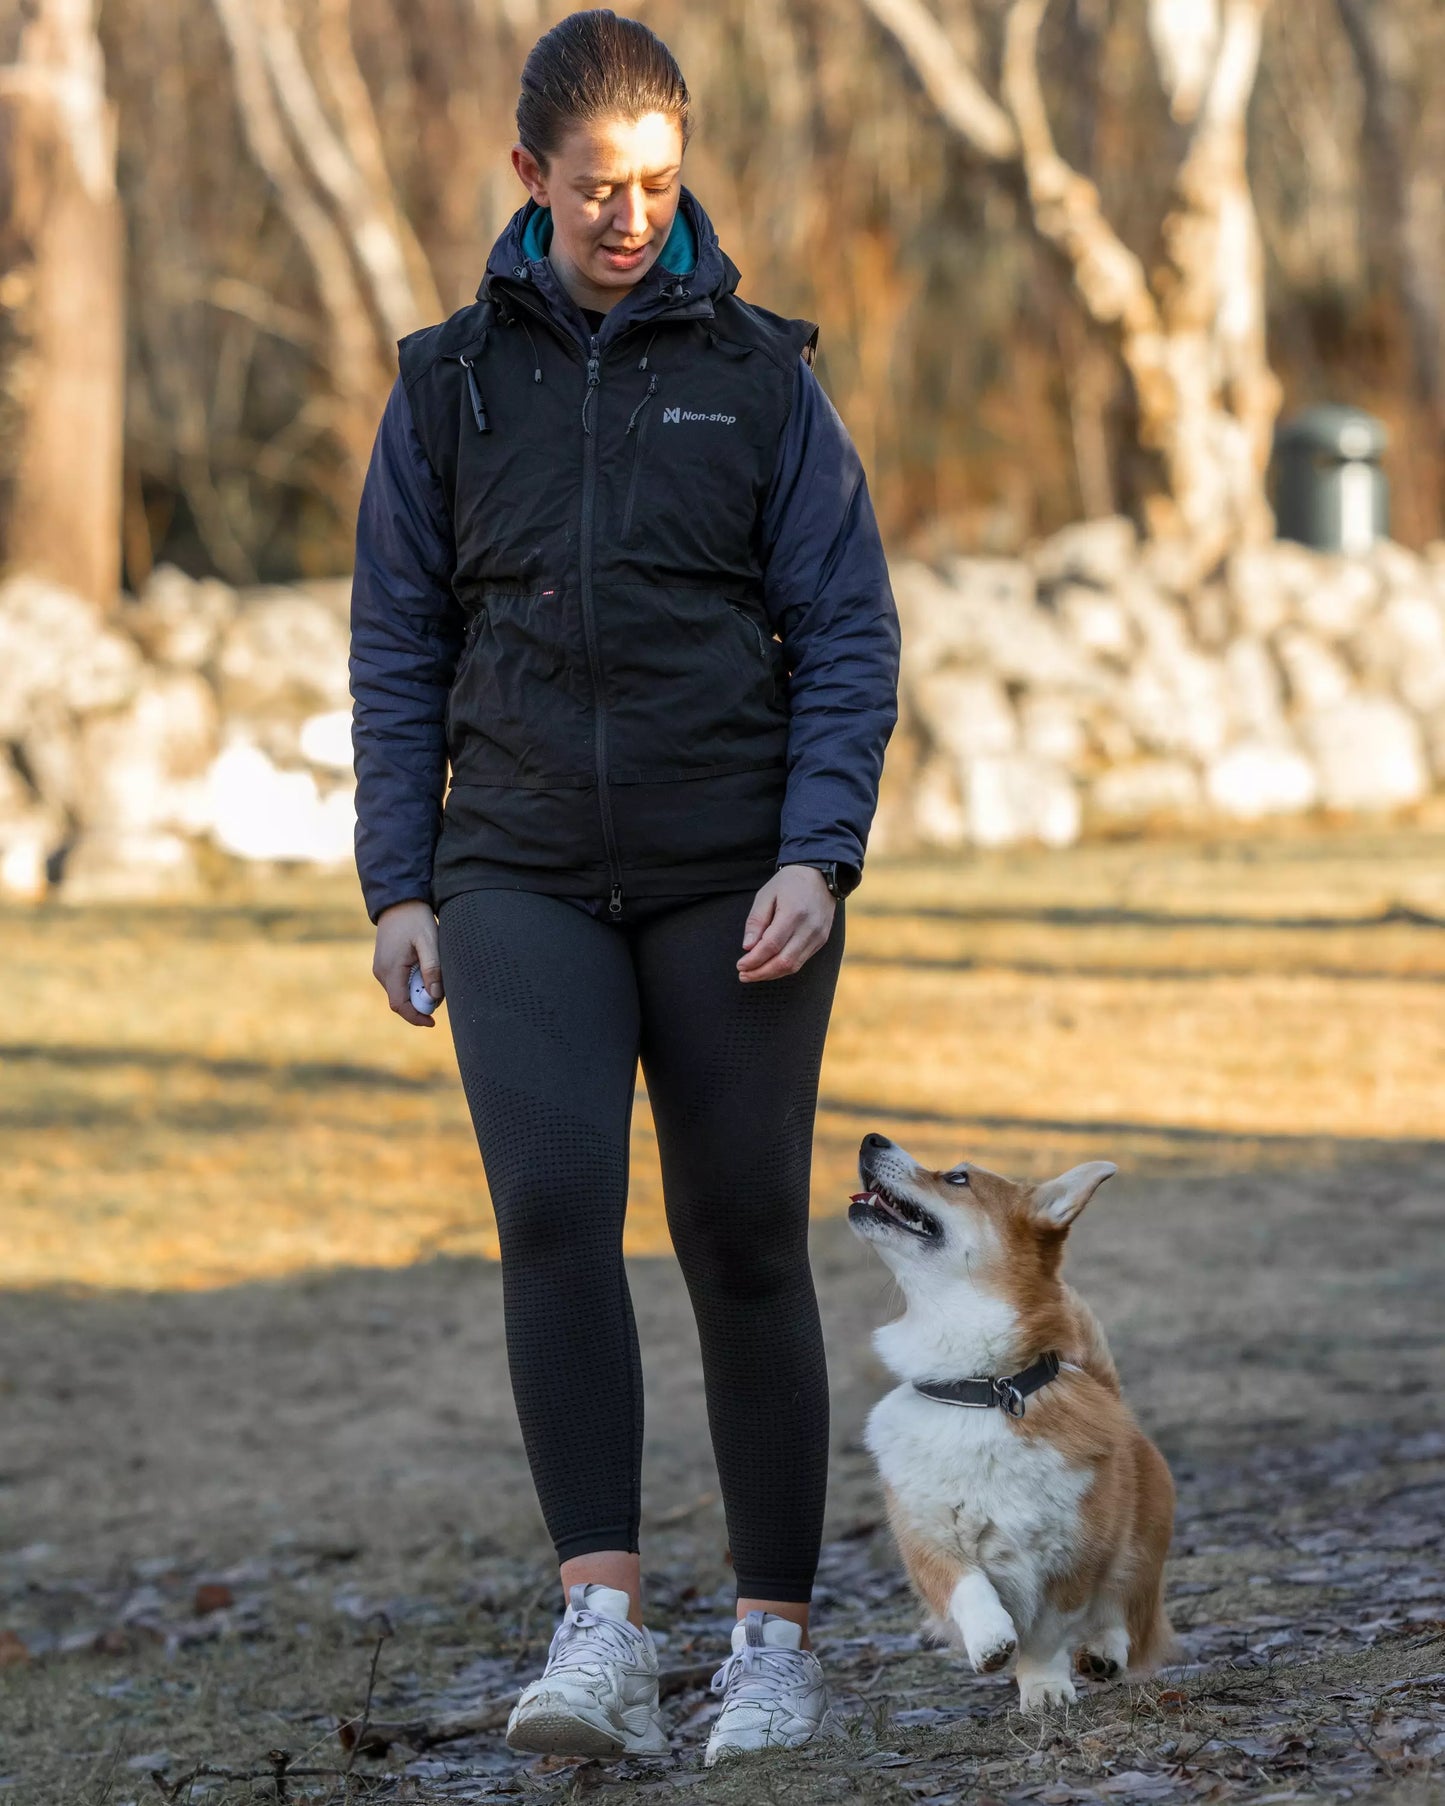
[{"x1": 374, "y1": 899, "x2": 444, "y2": 1027}]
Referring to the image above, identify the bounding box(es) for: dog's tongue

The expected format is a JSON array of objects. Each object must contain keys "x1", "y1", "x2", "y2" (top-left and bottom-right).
[{"x1": 850, "y1": 1190, "x2": 880, "y2": 1206}]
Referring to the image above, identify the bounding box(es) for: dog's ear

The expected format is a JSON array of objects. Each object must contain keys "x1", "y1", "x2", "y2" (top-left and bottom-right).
[{"x1": 1032, "y1": 1161, "x2": 1116, "y2": 1230}]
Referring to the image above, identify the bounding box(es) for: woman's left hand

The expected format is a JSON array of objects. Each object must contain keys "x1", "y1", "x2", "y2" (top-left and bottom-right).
[{"x1": 736, "y1": 866, "x2": 837, "y2": 982}]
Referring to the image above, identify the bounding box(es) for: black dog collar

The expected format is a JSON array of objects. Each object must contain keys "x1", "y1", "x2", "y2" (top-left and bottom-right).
[{"x1": 912, "y1": 1351, "x2": 1062, "y2": 1418}]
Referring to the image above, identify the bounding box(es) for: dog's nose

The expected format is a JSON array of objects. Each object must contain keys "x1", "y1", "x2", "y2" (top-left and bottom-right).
[{"x1": 862, "y1": 1132, "x2": 891, "y2": 1150}]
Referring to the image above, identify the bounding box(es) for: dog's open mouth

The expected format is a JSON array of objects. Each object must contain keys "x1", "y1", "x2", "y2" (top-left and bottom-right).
[{"x1": 849, "y1": 1178, "x2": 940, "y2": 1240}]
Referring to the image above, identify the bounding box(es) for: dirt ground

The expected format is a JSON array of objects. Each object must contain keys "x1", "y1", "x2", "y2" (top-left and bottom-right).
[{"x1": 2, "y1": 829, "x2": 1443, "y2": 1802}]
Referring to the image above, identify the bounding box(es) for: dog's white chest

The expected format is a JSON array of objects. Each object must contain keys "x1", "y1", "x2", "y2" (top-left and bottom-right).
[{"x1": 866, "y1": 1387, "x2": 1089, "y2": 1574}]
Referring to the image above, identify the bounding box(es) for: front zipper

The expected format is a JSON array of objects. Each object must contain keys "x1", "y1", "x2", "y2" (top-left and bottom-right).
[
  {"x1": 620, "y1": 373, "x2": 658, "y2": 542},
  {"x1": 577, "y1": 332, "x2": 627, "y2": 918}
]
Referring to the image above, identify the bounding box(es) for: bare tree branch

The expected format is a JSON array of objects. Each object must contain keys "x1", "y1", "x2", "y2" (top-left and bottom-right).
[{"x1": 856, "y1": 0, "x2": 1018, "y2": 161}]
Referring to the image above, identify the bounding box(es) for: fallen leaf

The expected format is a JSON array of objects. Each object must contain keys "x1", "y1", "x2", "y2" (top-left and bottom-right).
[
  {"x1": 0, "y1": 1631, "x2": 28, "y2": 1667},
  {"x1": 193, "y1": 1582, "x2": 235, "y2": 1615}
]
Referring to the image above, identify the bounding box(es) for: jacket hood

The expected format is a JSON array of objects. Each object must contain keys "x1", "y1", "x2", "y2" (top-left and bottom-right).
[{"x1": 477, "y1": 187, "x2": 741, "y2": 336}]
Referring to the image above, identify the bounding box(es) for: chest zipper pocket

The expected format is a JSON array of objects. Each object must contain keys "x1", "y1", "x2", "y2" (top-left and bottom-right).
[{"x1": 621, "y1": 374, "x2": 658, "y2": 542}]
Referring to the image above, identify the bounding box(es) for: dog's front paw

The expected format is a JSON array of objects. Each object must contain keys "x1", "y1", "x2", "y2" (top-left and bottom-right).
[
  {"x1": 964, "y1": 1613, "x2": 1018, "y2": 1675},
  {"x1": 973, "y1": 1636, "x2": 1017, "y2": 1674},
  {"x1": 1016, "y1": 1666, "x2": 1077, "y2": 1712},
  {"x1": 1074, "y1": 1626, "x2": 1129, "y2": 1682}
]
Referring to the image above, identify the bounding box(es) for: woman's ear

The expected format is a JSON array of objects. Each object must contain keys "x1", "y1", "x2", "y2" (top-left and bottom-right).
[
  {"x1": 1031, "y1": 1161, "x2": 1117, "y2": 1231},
  {"x1": 511, "y1": 143, "x2": 550, "y2": 208}
]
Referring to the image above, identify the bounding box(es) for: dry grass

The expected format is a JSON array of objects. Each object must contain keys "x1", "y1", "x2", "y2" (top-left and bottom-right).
[{"x1": 4, "y1": 824, "x2": 1445, "y2": 1292}]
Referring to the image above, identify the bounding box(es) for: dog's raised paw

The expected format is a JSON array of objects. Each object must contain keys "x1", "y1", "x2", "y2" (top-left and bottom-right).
[
  {"x1": 972, "y1": 1637, "x2": 1017, "y2": 1674},
  {"x1": 1075, "y1": 1650, "x2": 1120, "y2": 1680}
]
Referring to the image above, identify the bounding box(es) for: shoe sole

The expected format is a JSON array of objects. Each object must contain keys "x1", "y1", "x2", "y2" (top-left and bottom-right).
[{"x1": 506, "y1": 1704, "x2": 669, "y2": 1760}]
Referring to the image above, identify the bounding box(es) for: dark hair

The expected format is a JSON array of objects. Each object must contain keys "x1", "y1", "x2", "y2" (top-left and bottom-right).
[{"x1": 516, "y1": 10, "x2": 692, "y2": 169}]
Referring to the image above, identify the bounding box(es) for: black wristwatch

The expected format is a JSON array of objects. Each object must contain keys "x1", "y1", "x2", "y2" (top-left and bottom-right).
[{"x1": 779, "y1": 859, "x2": 861, "y2": 900}]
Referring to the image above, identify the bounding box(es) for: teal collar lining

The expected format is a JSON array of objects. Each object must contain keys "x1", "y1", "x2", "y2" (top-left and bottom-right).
[{"x1": 518, "y1": 202, "x2": 696, "y2": 275}]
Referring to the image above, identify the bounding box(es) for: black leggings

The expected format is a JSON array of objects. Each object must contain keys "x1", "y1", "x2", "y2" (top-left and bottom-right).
[{"x1": 437, "y1": 886, "x2": 845, "y2": 1603}]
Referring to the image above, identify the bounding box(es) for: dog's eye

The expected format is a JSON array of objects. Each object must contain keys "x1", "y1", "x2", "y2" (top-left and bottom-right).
[{"x1": 944, "y1": 1169, "x2": 970, "y2": 1186}]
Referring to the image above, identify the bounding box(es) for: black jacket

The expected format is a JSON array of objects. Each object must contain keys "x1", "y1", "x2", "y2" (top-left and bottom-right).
[{"x1": 349, "y1": 189, "x2": 900, "y2": 921}]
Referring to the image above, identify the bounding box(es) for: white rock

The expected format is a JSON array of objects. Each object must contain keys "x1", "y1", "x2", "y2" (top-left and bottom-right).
[
  {"x1": 980, "y1": 607, "x2": 1100, "y2": 690},
  {"x1": 941, "y1": 557, "x2": 1037, "y2": 612},
  {"x1": 298, "y1": 709, "x2": 356, "y2": 772},
  {"x1": 1370, "y1": 538, "x2": 1424, "y2": 592},
  {"x1": 204, "y1": 740, "x2": 356, "y2": 863},
  {"x1": 1020, "y1": 693, "x2": 1087, "y2": 767},
  {"x1": 965, "y1": 754, "x2": 1080, "y2": 848},
  {"x1": 1120, "y1": 580, "x2": 1192, "y2": 657},
  {"x1": 915, "y1": 670, "x2": 1017, "y2": 760},
  {"x1": 1226, "y1": 541, "x2": 1320, "y2": 637},
  {"x1": 1121, "y1": 649, "x2": 1230, "y2": 759},
  {"x1": 0, "y1": 753, "x2": 33, "y2": 819},
  {"x1": 1298, "y1": 697, "x2": 1428, "y2": 811},
  {"x1": 1186, "y1": 583, "x2": 1234, "y2": 650},
  {"x1": 1205, "y1": 741, "x2": 1318, "y2": 818},
  {"x1": 0, "y1": 800, "x2": 65, "y2": 900},
  {"x1": 1224, "y1": 637, "x2": 1287, "y2": 739},
  {"x1": 1032, "y1": 517, "x2": 1137, "y2": 591},
  {"x1": 1419, "y1": 709, "x2": 1445, "y2": 784},
  {"x1": 215, "y1": 590, "x2": 351, "y2": 715},
  {"x1": 910, "y1": 755, "x2": 969, "y2": 848},
  {"x1": 1372, "y1": 592, "x2": 1445, "y2": 713},
  {"x1": 1274, "y1": 627, "x2": 1352, "y2": 712},
  {"x1": 75, "y1": 673, "x2": 220, "y2": 835},
  {"x1": 1297, "y1": 560, "x2": 1377, "y2": 641},
  {"x1": 1, "y1": 832, "x2": 51, "y2": 901},
  {"x1": 1055, "y1": 585, "x2": 1134, "y2": 663},
  {"x1": 123, "y1": 565, "x2": 236, "y2": 669},
  {"x1": 1089, "y1": 759, "x2": 1201, "y2": 823},
  {"x1": 0, "y1": 575, "x2": 142, "y2": 734},
  {"x1": 60, "y1": 830, "x2": 199, "y2": 903}
]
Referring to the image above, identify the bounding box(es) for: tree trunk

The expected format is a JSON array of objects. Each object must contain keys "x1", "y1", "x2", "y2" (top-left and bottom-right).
[
  {"x1": 0, "y1": 0, "x2": 124, "y2": 607},
  {"x1": 859, "y1": 0, "x2": 1281, "y2": 571}
]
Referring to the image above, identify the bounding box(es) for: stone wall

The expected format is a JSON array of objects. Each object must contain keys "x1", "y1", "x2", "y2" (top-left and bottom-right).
[
  {"x1": 873, "y1": 519, "x2": 1445, "y2": 854},
  {"x1": 2, "y1": 517, "x2": 1444, "y2": 902},
  {"x1": 0, "y1": 569, "x2": 356, "y2": 901}
]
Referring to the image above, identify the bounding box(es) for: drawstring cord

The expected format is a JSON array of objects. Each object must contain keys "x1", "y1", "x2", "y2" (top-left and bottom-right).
[
  {"x1": 637, "y1": 329, "x2": 660, "y2": 371},
  {"x1": 458, "y1": 350, "x2": 488, "y2": 434}
]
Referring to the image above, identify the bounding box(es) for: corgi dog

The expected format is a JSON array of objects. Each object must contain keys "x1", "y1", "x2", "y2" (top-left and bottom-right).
[{"x1": 849, "y1": 1133, "x2": 1175, "y2": 1712}]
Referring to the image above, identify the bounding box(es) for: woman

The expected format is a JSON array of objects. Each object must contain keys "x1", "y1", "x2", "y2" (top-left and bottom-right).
[{"x1": 349, "y1": 7, "x2": 899, "y2": 1767}]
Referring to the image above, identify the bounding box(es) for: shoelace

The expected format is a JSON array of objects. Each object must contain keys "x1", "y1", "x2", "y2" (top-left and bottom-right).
[
  {"x1": 710, "y1": 1640, "x2": 816, "y2": 1703},
  {"x1": 545, "y1": 1604, "x2": 645, "y2": 1675}
]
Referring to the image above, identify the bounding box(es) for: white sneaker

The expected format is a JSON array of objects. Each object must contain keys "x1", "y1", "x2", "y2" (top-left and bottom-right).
[
  {"x1": 704, "y1": 1610, "x2": 829, "y2": 1765},
  {"x1": 505, "y1": 1583, "x2": 670, "y2": 1758}
]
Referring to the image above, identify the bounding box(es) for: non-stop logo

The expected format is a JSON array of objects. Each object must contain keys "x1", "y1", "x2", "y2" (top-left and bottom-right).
[{"x1": 662, "y1": 407, "x2": 737, "y2": 425}]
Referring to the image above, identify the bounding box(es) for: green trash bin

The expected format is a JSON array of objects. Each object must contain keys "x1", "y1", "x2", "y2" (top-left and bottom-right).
[{"x1": 1273, "y1": 405, "x2": 1388, "y2": 554}]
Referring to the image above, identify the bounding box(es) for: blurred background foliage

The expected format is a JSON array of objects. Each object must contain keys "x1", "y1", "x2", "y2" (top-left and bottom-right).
[{"x1": 4, "y1": 0, "x2": 1444, "y2": 589}]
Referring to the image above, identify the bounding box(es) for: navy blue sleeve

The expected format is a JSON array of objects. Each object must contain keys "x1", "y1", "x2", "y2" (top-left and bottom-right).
[
  {"x1": 760, "y1": 359, "x2": 901, "y2": 876},
  {"x1": 349, "y1": 376, "x2": 465, "y2": 924}
]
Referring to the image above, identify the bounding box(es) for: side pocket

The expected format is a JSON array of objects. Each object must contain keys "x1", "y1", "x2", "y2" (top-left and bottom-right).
[
  {"x1": 444, "y1": 609, "x2": 486, "y2": 746},
  {"x1": 727, "y1": 601, "x2": 769, "y2": 660}
]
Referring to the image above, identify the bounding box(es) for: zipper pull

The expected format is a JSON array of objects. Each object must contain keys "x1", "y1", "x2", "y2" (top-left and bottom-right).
[
  {"x1": 582, "y1": 340, "x2": 601, "y2": 434},
  {"x1": 459, "y1": 353, "x2": 488, "y2": 433},
  {"x1": 625, "y1": 373, "x2": 658, "y2": 435},
  {"x1": 609, "y1": 883, "x2": 623, "y2": 918}
]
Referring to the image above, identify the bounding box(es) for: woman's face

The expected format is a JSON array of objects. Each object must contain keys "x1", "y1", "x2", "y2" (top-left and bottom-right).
[{"x1": 512, "y1": 111, "x2": 685, "y2": 309}]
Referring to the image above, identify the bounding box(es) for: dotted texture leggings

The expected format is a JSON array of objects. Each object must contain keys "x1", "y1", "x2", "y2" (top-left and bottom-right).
[{"x1": 437, "y1": 886, "x2": 846, "y2": 1603}]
